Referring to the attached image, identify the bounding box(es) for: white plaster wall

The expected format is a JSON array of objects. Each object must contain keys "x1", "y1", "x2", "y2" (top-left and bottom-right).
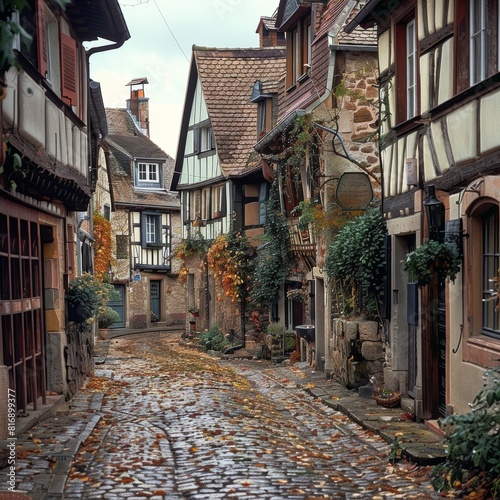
[
  {"x1": 420, "y1": 52, "x2": 431, "y2": 115},
  {"x1": 378, "y1": 30, "x2": 390, "y2": 75},
  {"x1": 430, "y1": 119, "x2": 451, "y2": 174},
  {"x1": 19, "y1": 71, "x2": 45, "y2": 148},
  {"x1": 438, "y1": 39, "x2": 454, "y2": 106},
  {"x1": 480, "y1": 89, "x2": 500, "y2": 153},
  {"x1": 447, "y1": 101, "x2": 477, "y2": 164}
]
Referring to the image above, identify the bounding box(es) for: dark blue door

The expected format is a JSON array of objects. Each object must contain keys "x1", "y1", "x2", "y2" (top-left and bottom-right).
[
  {"x1": 108, "y1": 285, "x2": 125, "y2": 328},
  {"x1": 150, "y1": 280, "x2": 161, "y2": 322}
]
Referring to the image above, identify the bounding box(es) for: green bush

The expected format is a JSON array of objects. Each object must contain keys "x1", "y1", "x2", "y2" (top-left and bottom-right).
[
  {"x1": 98, "y1": 307, "x2": 120, "y2": 328},
  {"x1": 431, "y1": 368, "x2": 500, "y2": 497},
  {"x1": 199, "y1": 325, "x2": 230, "y2": 352},
  {"x1": 325, "y1": 208, "x2": 386, "y2": 318},
  {"x1": 67, "y1": 273, "x2": 114, "y2": 323}
]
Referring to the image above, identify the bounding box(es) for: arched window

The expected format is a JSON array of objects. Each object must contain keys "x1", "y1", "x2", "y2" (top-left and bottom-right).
[{"x1": 481, "y1": 206, "x2": 500, "y2": 338}]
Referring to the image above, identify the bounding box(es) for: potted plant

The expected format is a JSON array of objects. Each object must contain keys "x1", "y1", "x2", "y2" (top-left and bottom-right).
[
  {"x1": 373, "y1": 388, "x2": 401, "y2": 408},
  {"x1": 404, "y1": 240, "x2": 461, "y2": 287}
]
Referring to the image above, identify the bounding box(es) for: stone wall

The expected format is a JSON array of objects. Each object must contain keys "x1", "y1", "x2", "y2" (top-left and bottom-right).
[{"x1": 329, "y1": 318, "x2": 384, "y2": 390}]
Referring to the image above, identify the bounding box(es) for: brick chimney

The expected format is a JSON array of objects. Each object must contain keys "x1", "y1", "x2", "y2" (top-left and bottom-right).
[
  {"x1": 126, "y1": 77, "x2": 150, "y2": 137},
  {"x1": 256, "y1": 17, "x2": 286, "y2": 48}
]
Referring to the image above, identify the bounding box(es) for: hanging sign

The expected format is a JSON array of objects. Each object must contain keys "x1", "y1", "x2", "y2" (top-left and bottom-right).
[{"x1": 336, "y1": 172, "x2": 373, "y2": 210}]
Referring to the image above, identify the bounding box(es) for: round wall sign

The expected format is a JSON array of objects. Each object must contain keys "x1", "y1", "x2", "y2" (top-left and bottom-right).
[{"x1": 336, "y1": 172, "x2": 373, "y2": 210}]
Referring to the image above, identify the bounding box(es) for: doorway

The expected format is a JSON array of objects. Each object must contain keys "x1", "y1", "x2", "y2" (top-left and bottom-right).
[{"x1": 150, "y1": 280, "x2": 161, "y2": 323}]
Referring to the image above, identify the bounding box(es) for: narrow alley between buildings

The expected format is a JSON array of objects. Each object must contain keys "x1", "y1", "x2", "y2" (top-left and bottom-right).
[{"x1": 2, "y1": 332, "x2": 441, "y2": 499}]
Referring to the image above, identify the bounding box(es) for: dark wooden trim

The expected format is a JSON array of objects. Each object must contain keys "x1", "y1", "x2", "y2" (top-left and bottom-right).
[
  {"x1": 435, "y1": 148, "x2": 500, "y2": 192},
  {"x1": 430, "y1": 73, "x2": 500, "y2": 121},
  {"x1": 419, "y1": 23, "x2": 454, "y2": 56},
  {"x1": 382, "y1": 189, "x2": 416, "y2": 219}
]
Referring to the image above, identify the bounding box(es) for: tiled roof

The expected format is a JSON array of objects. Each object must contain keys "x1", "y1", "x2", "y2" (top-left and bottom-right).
[
  {"x1": 193, "y1": 46, "x2": 286, "y2": 177},
  {"x1": 337, "y1": 2, "x2": 377, "y2": 45},
  {"x1": 105, "y1": 108, "x2": 179, "y2": 209},
  {"x1": 314, "y1": 0, "x2": 377, "y2": 46}
]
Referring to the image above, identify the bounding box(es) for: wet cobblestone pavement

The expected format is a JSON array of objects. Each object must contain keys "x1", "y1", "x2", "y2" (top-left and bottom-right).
[{"x1": 1, "y1": 332, "x2": 441, "y2": 499}]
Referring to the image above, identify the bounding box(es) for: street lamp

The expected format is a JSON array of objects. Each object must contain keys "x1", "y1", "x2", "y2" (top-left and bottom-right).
[{"x1": 423, "y1": 185, "x2": 444, "y2": 239}]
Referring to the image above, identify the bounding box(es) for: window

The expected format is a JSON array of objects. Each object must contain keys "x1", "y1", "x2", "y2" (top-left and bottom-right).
[
  {"x1": 141, "y1": 213, "x2": 162, "y2": 246},
  {"x1": 200, "y1": 126, "x2": 214, "y2": 152},
  {"x1": 257, "y1": 99, "x2": 273, "y2": 138},
  {"x1": 136, "y1": 162, "x2": 162, "y2": 188},
  {"x1": 395, "y1": 14, "x2": 419, "y2": 123},
  {"x1": 481, "y1": 207, "x2": 500, "y2": 338},
  {"x1": 286, "y1": 15, "x2": 312, "y2": 89},
  {"x1": 455, "y1": 0, "x2": 497, "y2": 93},
  {"x1": 212, "y1": 185, "x2": 225, "y2": 218},
  {"x1": 192, "y1": 123, "x2": 215, "y2": 155},
  {"x1": 188, "y1": 190, "x2": 201, "y2": 221},
  {"x1": 116, "y1": 235, "x2": 128, "y2": 259},
  {"x1": 201, "y1": 188, "x2": 210, "y2": 220},
  {"x1": 406, "y1": 20, "x2": 417, "y2": 119},
  {"x1": 34, "y1": 0, "x2": 78, "y2": 109},
  {"x1": 103, "y1": 204, "x2": 111, "y2": 221},
  {"x1": 470, "y1": 0, "x2": 487, "y2": 84}
]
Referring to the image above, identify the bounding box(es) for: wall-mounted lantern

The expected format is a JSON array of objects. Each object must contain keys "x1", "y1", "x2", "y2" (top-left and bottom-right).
[{"x1": 423, "y1": 185, "x2": 444, "y2": 239}]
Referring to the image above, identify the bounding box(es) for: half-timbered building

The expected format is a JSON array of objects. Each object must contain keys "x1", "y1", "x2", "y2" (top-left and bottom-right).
[
  {"x1": 0, "y1": 0, "x2": 129, "y2": 437},
  {"x1": 174, "y1": 28, "x2": 286, "y2": 342},
  {"x1": 98, "y1": 80, "x2": 185, "y2": 330},
  {"x1": 254, "y1": 0, "x2": 380, "y2": 376},
  {"x1": 347, "y1": 0, "x2": 500, "y2": 419}
]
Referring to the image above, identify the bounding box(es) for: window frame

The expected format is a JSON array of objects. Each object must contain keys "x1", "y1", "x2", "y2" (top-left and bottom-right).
[
  {"x1": 481, "y1": 207, "x2": 500, "y2": 338},
  {"x1": 394, "y1": 11, "x2": 419, "y2": 124},
  {"x1": 135, "y1": 162, "x2": 162, "y2": 189},
  {"x1": 141, "y1": 212, "x2": 162, "y2": 247},
  {"x1": 406, "y1": 19, "x2": 417, "y2": 119},
  {"x1": 211, "y1": 184, "x2": 225, "y2": 218},
  {"x1": 285, "y1": 14, "x2": 312, "y2": 90},
  {"x1": 463, "y1": 195, "x2": 500, "y2": 368},
  {"x1": 470, "y1": 0, "x2": 487, "y2": 85},
  {"x1": 257, "y1": 98, "x2": 273, "y2": 138}
]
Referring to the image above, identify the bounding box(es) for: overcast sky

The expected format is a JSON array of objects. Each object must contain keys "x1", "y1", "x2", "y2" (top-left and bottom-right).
[{"x1": 87, "y1": 0, "x2": 278, "y2": 158}]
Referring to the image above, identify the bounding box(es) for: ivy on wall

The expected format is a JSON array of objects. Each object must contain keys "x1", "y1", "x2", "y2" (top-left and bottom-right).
[
  {"x1": 325, "y1": 208, "x2": 386, "y2": 318},
  {"x1": 93, "y1": 212, "x2": 113, "y2": 282},
  {"x1": 250, "y1": 174, "x2": 291, "y2": 309},
  {"x1": 207, "y1": 231, "x2": 254, "y2": 304}
]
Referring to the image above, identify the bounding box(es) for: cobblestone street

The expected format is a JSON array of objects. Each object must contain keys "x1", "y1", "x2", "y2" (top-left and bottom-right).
[{"x1": 1, "y1": 332, "x2": 441, "y2": 499}]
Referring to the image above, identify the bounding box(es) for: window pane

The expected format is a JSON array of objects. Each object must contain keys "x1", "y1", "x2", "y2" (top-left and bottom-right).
[
  {"x1": 470, "y1": 0, "x2": 486, "y2": 84},
  {"x1": 146, "y1": 215, "x2": 157, "y2": 243},
  {"x1": 406, "y1": 20, "x2": 417, "y2": 119},
  {"x1": 482, "y1": 208, "x2": 500, "y2": 336}
]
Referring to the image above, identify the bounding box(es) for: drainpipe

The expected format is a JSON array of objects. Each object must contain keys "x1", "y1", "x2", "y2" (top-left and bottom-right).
[{"x1": 85, "y1": 36, "x2": 129, "y2": 274}]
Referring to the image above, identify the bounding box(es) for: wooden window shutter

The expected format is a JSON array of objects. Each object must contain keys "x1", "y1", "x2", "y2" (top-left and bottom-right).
[
  {"x1": 221, "y1": 185, "x2": 227, "y2": 216},
  {"x1": 454, "y1": 0, "x2": 469, "y2": 93},
  {"x1": 193, "y1": 127, "x2": 200, "y2": 154},
  {"x1": 60, "y1": 32, "x2": 78, "y2": 107},
  {"x1": 36, "y1": 0, "x2": 48, "y2": 78}
]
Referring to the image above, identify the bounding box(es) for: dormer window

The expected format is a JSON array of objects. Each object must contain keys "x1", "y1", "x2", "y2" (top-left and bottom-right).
[
  {"x1": 251, "y1": 80, "x2": 274, "y2": 138},
  {"x1": 135, "y1": 161, "x2": 163, "y2": 189},
  {"x1": 285, "y1": 14, "x2": 312, "y2": 89}
]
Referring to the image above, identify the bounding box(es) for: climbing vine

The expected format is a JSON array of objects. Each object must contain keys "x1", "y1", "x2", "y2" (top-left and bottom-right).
[
  {"x1": 207, "y1": 231, "x2": 253, "y2": 304},
  {"x1": 250, "y1": 174, "x2": 291, "y2": 308},
  {"x1": 325, "y1": 208, "x2": 386, "y2": 318},
  {"x1": 93, "y1": 212, "x2": 113, "y2": 282},
  {"x1": 173, "y1": 231, "x2": 210, "y2": 283}
]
